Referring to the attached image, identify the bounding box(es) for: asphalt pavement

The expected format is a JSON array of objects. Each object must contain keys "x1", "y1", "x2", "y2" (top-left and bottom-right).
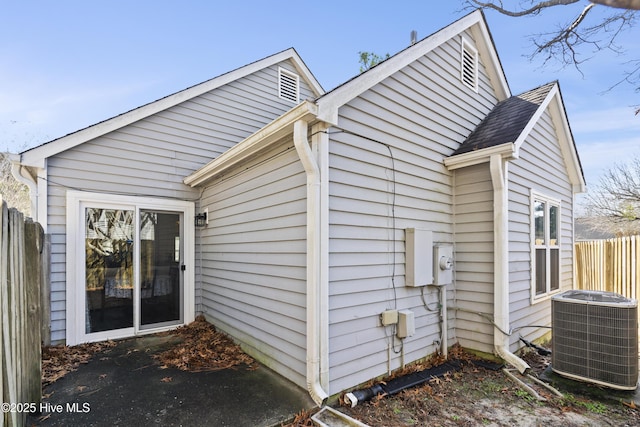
[{"x1": 27, "y1": 334, "x2": 315, "y2": 427}]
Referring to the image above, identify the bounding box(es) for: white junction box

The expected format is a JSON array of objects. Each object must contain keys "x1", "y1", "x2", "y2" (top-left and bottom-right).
[
  {"x1": 381, "y1": 309, "x2": 398, "y2": 326},
  {"x1": 397, "y1": 310, "x2": 415, "y2": 338},
  {"x1": 405, "y1": 228, "x2": 433, "y2": 287}
]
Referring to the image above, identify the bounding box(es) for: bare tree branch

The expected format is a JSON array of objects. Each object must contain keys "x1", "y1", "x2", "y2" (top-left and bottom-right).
[
  {"x1": 463, "y1": 0, "x2": 639, "y2": 96},
  {"x1": 582, "y1": 156, "x2": 640, "y2": 235},
  {"x1": 531, "y1": 6, "x2": 635, "y2": 69},
  {"x1": 591, "y1": 0, "x2": 640, "y2": 10},
  {"x1": 465, "y1": 0, "x2": 582, "y2": 16}
]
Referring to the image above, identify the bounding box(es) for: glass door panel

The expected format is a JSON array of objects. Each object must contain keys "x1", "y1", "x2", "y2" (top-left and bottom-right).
[
  {"x1": 140, "y1": 210, "x2": 183, "y2": 328},
  {"x1": 85, "y1": 208, "x2": 134, "y2": 333}
]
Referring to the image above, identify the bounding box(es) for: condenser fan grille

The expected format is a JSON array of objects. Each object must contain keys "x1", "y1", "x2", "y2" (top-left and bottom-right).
[{"x1": 552, "y1": 290, "x2": 638, "y2": 390}]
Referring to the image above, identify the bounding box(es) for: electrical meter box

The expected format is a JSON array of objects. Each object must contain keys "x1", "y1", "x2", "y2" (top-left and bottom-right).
[
  {"x1": 433, "y1": 245, "x2": 453, "y2": 286},
  {"x1": 405, "y1": 228, "x2": 433, "y2": 287}
]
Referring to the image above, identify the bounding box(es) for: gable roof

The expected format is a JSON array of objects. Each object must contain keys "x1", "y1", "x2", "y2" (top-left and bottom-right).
[
  {"x1": 452, "y1": 82, "x2": 555, "y2": 155},
  {"x1": 19, "y1": 48, "x2": 323, "y2": 168},
  {"x1": 315, "y1": 9, "x2": 509, "y2": 125},
  {"x1": 186, "y1": 10, "x2": 509, "y2": 187},
  {"x1": 445, "y1": 81, "x2": 586, "y2": 192}
]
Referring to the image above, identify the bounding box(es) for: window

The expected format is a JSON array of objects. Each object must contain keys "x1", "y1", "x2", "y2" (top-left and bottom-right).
[
  {"x1": 460, "y1": 37, "x2": 478, "y2": 92},
  {"x1": 531, "y1": 192, "x2": 560, "y2": 300},
  {"x1": 278, "y1": 67, "x2": 299, "y2": 103}
]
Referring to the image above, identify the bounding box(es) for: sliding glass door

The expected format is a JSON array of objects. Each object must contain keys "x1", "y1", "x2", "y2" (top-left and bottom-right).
[
  {"x1": 84, "y1": 208, "x2": 184, "y2": 336},
  {"x1": 71, "y1": 192, "x2": 193, "y2": 344}
]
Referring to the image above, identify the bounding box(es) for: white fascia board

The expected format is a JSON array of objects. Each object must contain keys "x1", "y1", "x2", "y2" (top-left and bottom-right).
[
  {"x1": 19, "y1": 49, "x2": 315, "y2": 167},
  {"x1": 547, "y1": 88, "x2": 586, "y2": 193},
  {"x1": 513, "y1": 84, "x2": 586, "y2": 193},
  {"x1": 184, "y1": 101, "x2": 318, "y2": 187},
  {"x1": 288, "y1": 49, "x2": 324, "y2": 98},
  {"x1": 513, "y1": 84, "x2": 558, "y2": 153},
  {"x1": 316, "y1": 10, "x2": 508, "y2": 124},
  {"x1": 444, "y1": 142, "x2": 517, "y2": 170}
]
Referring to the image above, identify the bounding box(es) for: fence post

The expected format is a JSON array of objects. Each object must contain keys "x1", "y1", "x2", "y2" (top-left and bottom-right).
[
  {"x1": 1, "y1": 199, "x2": 45, "y2": 427},
  {"x1": 41, "y1": 234, "x2": 51, "y2": 347},
  {"x1": 24, "y1": 219, "x2": 42, "y2": 406},
  {"x1": 0, "y1": 198, "x2": 4, "y2": 427}
]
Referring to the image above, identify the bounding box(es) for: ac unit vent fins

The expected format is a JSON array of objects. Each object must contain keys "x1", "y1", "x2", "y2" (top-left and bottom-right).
[{"x1": 552, "y1": 290, "x2": 638, "y2": 390}]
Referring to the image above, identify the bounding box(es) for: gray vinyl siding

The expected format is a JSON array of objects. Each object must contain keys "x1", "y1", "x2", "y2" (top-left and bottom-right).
[
  {"x1": 198, "y1": 143, "x2": 308, "y2": 388},
  {"x1": 327, "y1": 32, "x2": 499, "y2": 393},
  {"x1": 453, "y1": 163, "x2": 494, "y2": 354},
  {"x1": 46, "y1": 60, "x2": 312, "y2": 343},
  {"x1": 507, "y1": 108, "x2": 574, "y2": 349}
]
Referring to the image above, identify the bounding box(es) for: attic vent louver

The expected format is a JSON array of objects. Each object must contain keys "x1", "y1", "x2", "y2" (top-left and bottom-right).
[
  {"x1": 461, "y1": 37, "x2": 478, "y2": 92},
  {"x1": 279, "y1": 67, "x2": 299, "y2": 104}
]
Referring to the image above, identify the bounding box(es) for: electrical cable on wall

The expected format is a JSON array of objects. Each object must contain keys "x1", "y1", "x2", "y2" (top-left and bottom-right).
[
  {"x1": 319, "y1": 127, "x2": 403, "y2": 353},
  {"x1": 321, "y1": 127, "x2": 399, "y2": 306}
]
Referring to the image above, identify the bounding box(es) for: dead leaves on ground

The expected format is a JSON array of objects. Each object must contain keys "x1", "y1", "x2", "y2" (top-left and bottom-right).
[
  {"x1": 280, "y1": 409, "x2": 318, "y2": 427},
  {"x1": 152, "y1": 315, "x2": 258, "y2": 372},
  {"x1": 41, "y1": 315, "x2": 257, "y2": 388},
  {"x1": 42, "y1": 340, "x2": 117, "y2": 386}
]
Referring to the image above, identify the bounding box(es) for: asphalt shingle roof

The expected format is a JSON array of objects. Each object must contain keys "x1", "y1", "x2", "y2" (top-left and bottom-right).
[{"x1": 453, "y1": 82, "x2": 556, "y2": 155}]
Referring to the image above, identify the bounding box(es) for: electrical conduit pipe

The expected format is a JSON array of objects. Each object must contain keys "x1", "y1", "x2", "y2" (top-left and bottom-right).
[
  {"x1": 489, "y1": 154, "x2": 530, "y2": 374},
  {"x1": 294, "y1": 119, "x2": 329, "y2": 405}
]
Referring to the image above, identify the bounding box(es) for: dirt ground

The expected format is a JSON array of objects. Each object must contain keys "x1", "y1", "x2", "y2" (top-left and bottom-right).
[{"x1": 285, "y1": 345, "x2": 640, "y2": 427}]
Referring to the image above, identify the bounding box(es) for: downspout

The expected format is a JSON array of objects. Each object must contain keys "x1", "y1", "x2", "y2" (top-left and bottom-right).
[
  {"x1": 9, "y1": 155, "x2": 38, "y2": 220},
  {"x1": 293, "y1": 119, "x2": 329, "y2": 406},
  {"x1": 489, "y1": 154, "x2": 530, "y2": 374}
]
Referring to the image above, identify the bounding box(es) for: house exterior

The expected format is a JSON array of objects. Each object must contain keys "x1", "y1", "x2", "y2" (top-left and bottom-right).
[{"x1": 14, "y1": 10, "x2": 584, "y2": 404}]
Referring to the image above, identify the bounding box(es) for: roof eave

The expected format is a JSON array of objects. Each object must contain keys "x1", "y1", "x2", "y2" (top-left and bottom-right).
[
  {"x1": 519, "y1": 84, "x2": 586, "y2": 193},
  {"x1": 548, "y1": 86, "x2": 586, "y2": 193},
  {"x1": 316, "y1": 10, "x2": 509, "y2": 125},
  {"x1": 444, "y1": 142, "x2": 517, "y2": 170},
  {"x1": 184, "y1": 101, "x2": 318, "y2": 187},
  {"x1": 20, "y1": 48, "x2": 323, "y2": 168}
]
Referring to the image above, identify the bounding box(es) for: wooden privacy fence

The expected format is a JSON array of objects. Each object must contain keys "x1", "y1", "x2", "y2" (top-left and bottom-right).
[
  {"x1": 575, "y1": 235, "x2": 640, "y2": 300},
  {"x1": 1, "y1": 197, "x2": 46, "y2": 427}
]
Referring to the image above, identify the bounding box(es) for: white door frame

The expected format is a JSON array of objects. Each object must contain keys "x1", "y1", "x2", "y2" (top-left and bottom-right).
[{"x1": 66, "y1": 190, "x2": 195, "y2": 345}]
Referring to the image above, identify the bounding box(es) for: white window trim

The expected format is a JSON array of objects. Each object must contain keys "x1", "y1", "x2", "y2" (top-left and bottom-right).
[
  {"x1": 530, "y1": 190, "x2": 562, "y2": 303},
  {"x1": 460, "y1": 36, "x2": 479, "y2": 93},
  {"x1": 66, "y1": 190, "x2": 195, "y2": 345},
  {"x1": 278, "y1": 67, "x2": 299, "y2": 104}
]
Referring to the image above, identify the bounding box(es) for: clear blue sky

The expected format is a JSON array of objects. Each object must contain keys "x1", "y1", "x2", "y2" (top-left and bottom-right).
[{"x1": 1, "y1": 1, "x2": 639, "y2": 200}]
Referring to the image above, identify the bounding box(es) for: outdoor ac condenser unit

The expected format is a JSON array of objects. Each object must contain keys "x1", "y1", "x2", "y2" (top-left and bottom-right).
[{"x1": 552, "y1": 290, "x2": 638, "y2": 390}]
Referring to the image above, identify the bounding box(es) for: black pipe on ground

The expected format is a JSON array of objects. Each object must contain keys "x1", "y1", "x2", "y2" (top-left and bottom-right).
[
  {"x1": 519, "y1": 337, "x2": 551, "y2": 356},
  {"x1": 344, "y1": 360, "x2": 461, "y2": 407}
]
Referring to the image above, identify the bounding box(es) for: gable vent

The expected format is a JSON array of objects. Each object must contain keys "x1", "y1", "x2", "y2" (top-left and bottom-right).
[
  {"x1": 279, "y1": 67, "x2": 299, "y2": 104},
  {"x1": 461, "y1": 37, "x2": 478, "y2": 92}
]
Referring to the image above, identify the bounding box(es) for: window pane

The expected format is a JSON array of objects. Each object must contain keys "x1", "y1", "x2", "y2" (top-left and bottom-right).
[
  {"x1": 549, "y1": 205, "x2": 558, "y2": 246},
  {"x1": 535, "y1": 248, "x2": 546, "y2": 295},
  {"x1": 534, "y1": 200, "x2": 545, "y2": 245},
  {"x1": 550, "y1": 248, "x2": 560, "y2": 291},
  {"x1": 85, "y1": 208, "x2": 134, "y2": 333},
  {"x1": 140, "y1": 211, "x2": 182, "y2": 327}
]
